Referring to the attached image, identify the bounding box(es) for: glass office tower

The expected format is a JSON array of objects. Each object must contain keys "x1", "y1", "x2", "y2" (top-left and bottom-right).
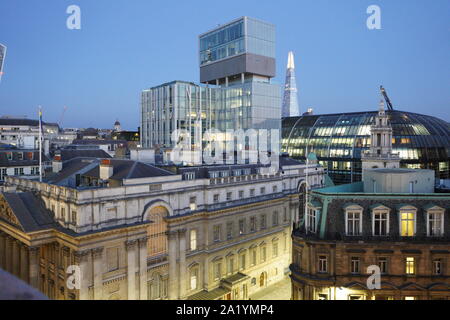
[
  {"x1": 0, "y1": 43, "x2": 6, "y2": 82},
  {"x1": 141, "y1": 17, "x2": 281, "y2": 157}
]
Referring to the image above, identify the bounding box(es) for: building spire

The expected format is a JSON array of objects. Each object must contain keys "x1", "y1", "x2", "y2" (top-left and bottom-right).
[{"x1": 282, "y1": 51, "x2": 300, "y2": 118}]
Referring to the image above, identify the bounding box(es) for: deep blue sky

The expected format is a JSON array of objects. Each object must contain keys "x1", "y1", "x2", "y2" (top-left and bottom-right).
[{"x1": 0, "y1": 0, "x2": 449, "y2": 130}]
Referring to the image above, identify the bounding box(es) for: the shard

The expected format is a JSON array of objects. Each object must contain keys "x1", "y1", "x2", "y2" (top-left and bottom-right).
[
  {"x1": 282, "y1": 51, "x2": 300, "y2": 117},
  {"x1": 0, "y1": 43, "x2": 6, "y2": 83}
]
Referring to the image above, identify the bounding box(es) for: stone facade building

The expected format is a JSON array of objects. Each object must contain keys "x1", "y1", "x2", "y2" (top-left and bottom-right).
[
  {"x1": 0, "y1": 155, "x2": 325, "y2": 300},
  {"x1": 290, "y1": 103, "x2": 450, "y2": 300}
]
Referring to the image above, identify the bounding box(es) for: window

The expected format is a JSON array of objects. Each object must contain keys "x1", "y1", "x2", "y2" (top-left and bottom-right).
[
  {"x1": 400, "y1": 211, "x2": 415, "y2": 237},
  {"x1": 60, "y1": 207, "x2": 66, "y2": 220},
  {"x1": 250, "y1": 217, "x2": 256, "y2": 233},
  {"x1": 190, "y1": 268, "x2": 198, "y2": 290},
  {"x1": 272, "y1": 185, "x2": 278, "y2": 193},
  {"x1": 250, "y1": 189, "x2": 255, "y2": 197},
  {"x1": 213, "y1": 225, "x2": 221, "y2": 242},
  {"x1": 226, "y1": 192, "x2": 232, "y2": 201},
  {"x1": 226, "y1": 222, "x2": 233, "y2": 240},
  {"x1": 283, "y1": 208, "x2": 288, "y2": 222},
  {"x1": 71, "y1": 211, "x2": 77, "y2": 224},
  {"x1": 260, "y1": 246, "x2": 267, "y2": 263},
  {"x1": 260, "y1": 214, "x2": 267, "y2": 230},
  {"x1": 14, "y1": 168, "x2": 19, "y2": 175},
  {"x1": 318, "y1": 293, "x2": 328, "y2": 300},
  {"x1": 238, "y1": 219, "x2": 245, "y2": 235},
  {"x1": 272, "y1": 243, "x2": 278, "y2": 258},
  {"x1": 19, "y1": 168, "x2": 24, "y2": 175},
  {"x1": 227, "y1": 257, "x2": 234, "y2": 274},
  {"x1": 239, "y1": 254, "x2": 246, "y2": 270},
  {"x1": 272, "y1": 212, "x2": 279, "y2": 226},
  {"x1": 351, "y1": 257, "x2": 361, "y2": 274},
  {"x1": 213, "y1": 194, "x2": 220, "y2": 204},
  {"x1": 238, "y1": 190, "x2": 244, "y2": 199},
  {"x1": 378, "y1": 257, "x2": 388, "y2": 274},
  {"x1": 318, "y1": 256, "x2": 328, "y2": 273},
  {"x1": 433, "y1": 259, "x2": 442, "y2": 275},
  {"x1": 346, "y1": 210, "x2": 362, "y2": 236},
  {"x1": 260, "y1": 187, "x2": 266, "y2": 195},
  {"x1": 251, "y1": 249, "x2": 257, "y2": 266},
  {"x1": 190, "y1": 229, "x2": 197, "y2": 251},
  {"x1": 214, "y1": 262, "x2": 222, "y2": 280},
  {"x1": 405, "y1": 257, "x2": 415, "y2": 275},
  {"x1": 373, "y1": 211, "x2": 389, "y2": 236},
  {"x1": 189, "y1": 197, "x2": 197, "y2": 211},
  {"x1": 306, "y1": 208, "x2": 317, "y2": 233},
  {"x1": 184, "y1": 172, "x2": 195, "y2": 180},
  {"x1": 427, "y1": 211, "x2": 444, "y2": 237}
]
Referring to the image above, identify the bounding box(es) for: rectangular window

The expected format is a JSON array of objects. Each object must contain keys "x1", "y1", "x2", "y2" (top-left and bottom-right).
[
  {"x1": 189, "y1": 196, "x2": 197, "y2": 211},
  {"x1": 351, "y1": 257, "x2": 361, "y2": 274},
  {"x1": 283, "y1": 208, "x2": 288, "y2": 222},
  {"x1": 373, "y1": 212, "x2": 389, "y2": 236},
  {"x1": 213, "y1": 225, "x2": 221, "y2": 242},
  {"x1": 250, "y1": 189, "x2": 255, "y2": 197},
  {"x1": 251, "y1": 249, "x2": 257, "y2": 266},
  {"x1": 261, "y1": 247, "x2": 267, "y2": 263},
  {"x1": 239, "y1": 190, "x2": 244, "y2": 199},
  {"x1": 214, "y1": 262, "x2": 222, "y2": 280},
  {"x1": 250, "y1": 216, "x2": 256, "y2": 233},
  {"x1": 260, "y1": 214, "x2": 267, "y2": 230},
  {"x1": 71, "y1": 211, "x2": 77, "y2": 224},
  {"x1": 378, "y1": 257, "x2": 388, "y2": 274},
  {"x1": 238, "y1": 219, "x2": 245, "y2": 235},
  {"x1": 272, "y1": 185, "x2": 278, "y2": 193},
  {"x1": 260, "y1": 187, "x2": 266, "y2": 195},
  {"x1": 346, "y1": 211, "x2": 361, "y2": 236},
  {"x1": 226, "y1": 222, "x2": 233, "y2": 240},
  {"x1": 307, "y1": 209, "x2": 317, "y2": 233},
  {"x1": 240, "y1": 254, "x2": 246, "y2": 270},
  {"x1": 190, "y1": 229, "x2": 197, "y2": 251},
  {"x1": 428, "y1": 212, "x2": 443, "y2": 236},
  {"x1": 272, "y1": 243, "x2": 278, "y2": 258},
  {"x1": 272, "y1": 212, "x2": 279, "y2": 226},
  {"x1": 405, "y1": 257, "x2": 415, "y2": 275},
  {"x1": 213, "y1": 194, "x2": 220, "y2": 204},
  {"x1": 227, "y1": 257, "x2": 234, "y2": 274},
  {"x1": 226, "y1": 192, "x2": 232, "y2": 201},
  {"x1": 433, "y1": 259, "x2": 442, "y2": 275},
  {"x1": 318, "y1": 256, "x2": 328, "y2": 273},
  {"x1": 400, "y1": 212, "x2": 415, "y2": 237},
  {"x1": 190, "y1": 268, "x2": 198, "y2": 290}
]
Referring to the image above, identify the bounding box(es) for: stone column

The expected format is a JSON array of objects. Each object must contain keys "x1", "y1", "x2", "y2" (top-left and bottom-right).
[
  {"x1": 0, "y1": 233, "x2": 5, "y2": 270},
  {"x1": 178, "y1": 229, "x2": 187, "y2": 299},
  {"x1": 167, "y1": 230, "x2": 178, "y2": 300},
  {"x1": 5, "y1": 236, "x2": 13, "y2": 273},
  {"x1": 20, "y1": 243, "x2": 29, "y2": 282},
  {"x1": 138, "y1": 237, "x2": 148, "y2": 300},
  {"x1": 92, "y1": 247, "x2": 104, "y2": 300},
  {"x1": 62, "y1": 247, "x2": 71, "y2": 300},
  {"x1": 28, "y1": 246, "x2": 40, "y2": 289},
  {"x1": 125, "y1": 240, "x2": 138, "y2": 300},
  {"x1": 74, "y1": 250, "x2": 91, "y2": 300}
]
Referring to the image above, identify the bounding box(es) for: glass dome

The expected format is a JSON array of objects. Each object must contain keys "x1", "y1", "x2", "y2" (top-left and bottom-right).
[{"x1": 282, "y1": 110, "x2": 450, "y2": 184}]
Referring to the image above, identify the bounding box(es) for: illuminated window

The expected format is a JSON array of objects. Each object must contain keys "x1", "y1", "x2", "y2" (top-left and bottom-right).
[
  {"x1": 238, "y1": 219, "x2": 245, "y2": 235},
  {"x1": 400, "y1": 211, "x2": 415, "y2": 237},
  {"x1": 190, "y1": 268, "x2": 198, "y2": 290},
  {"x1": 190, "y1": 229, "x2": 197, "y2": 251},
  {"x1": 405, "y1": 257, "x2": 415, "y2": 275},
  {"x1": 189, "y1": 197, "x2": 197, "y2": 211},
  {"x1": 404, "y1": 296, "x2": 416, "y2": 300}
]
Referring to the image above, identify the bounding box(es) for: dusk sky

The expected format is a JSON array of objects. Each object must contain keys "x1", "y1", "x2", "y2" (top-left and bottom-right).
[{"x1": 0, "y1": 0, "x2": 449, "y2": 130}]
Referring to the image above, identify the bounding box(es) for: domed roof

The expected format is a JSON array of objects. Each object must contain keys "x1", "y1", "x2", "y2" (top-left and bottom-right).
[{"x1": 114, "y1": 120, "x2": 121, "y2": 126}]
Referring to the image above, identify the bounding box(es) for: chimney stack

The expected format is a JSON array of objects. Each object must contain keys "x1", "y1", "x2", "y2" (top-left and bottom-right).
[
  {"x1": 100, "y1": 159, "x2": 113, "y2": 180},
  {"x1": 52, "y1": 155, "x2": 63, "y2": 173}
]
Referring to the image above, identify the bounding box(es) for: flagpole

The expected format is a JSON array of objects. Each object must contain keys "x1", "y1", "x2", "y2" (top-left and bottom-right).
[{"x1": 38, "y1": 106, "x2": 43, "y2": 182}]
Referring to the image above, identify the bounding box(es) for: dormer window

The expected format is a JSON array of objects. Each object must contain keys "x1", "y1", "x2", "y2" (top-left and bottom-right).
[
  {"x1": 184, "y1": 172, "x2": 195, "y2": 180},
  {"x1": 426, "y1": 206, "x2": 445, "y2": 237},
  {"x1": 372, "y1": 205, "x2": 390, "y2": 236},
  {"x1": 345, "y1": 205, "x2": 363, "y2": 236},
  {"x1": 306, "y1": 208, "x2": 318, "y2": 234},
  {"x1": 399, "y1": 205, "x2": 417, "y2": 237}
]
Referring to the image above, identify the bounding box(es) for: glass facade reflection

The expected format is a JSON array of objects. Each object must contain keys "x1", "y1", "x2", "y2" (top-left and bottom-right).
[{"x1": 282, "y1": 111, "x2": 450, "y2": 184}]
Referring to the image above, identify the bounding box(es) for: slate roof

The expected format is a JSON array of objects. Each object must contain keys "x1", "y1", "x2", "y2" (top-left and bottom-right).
[
  {"x1": 60, "y1": 149, "x2": 111, "y2": 161},
  {"x1": 45, "y1": 158, "x2": 96, "y2": 184},
  {"x1": 1, "y1": 192, "x2": 57, "y2": 232},
  {"x1": 83, "y1": 159, "x2": 174, "y2": 180}
]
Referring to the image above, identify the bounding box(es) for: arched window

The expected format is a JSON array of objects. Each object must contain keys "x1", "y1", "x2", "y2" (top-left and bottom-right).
[{"x1": 145, "y1": 205, "x2": 169, "y2": 257}]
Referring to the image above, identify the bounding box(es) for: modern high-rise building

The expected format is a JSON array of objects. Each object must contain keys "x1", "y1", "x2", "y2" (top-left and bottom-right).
[
  {"x1": 282, "y1": 51, "x2": 300, "y2": 118},
  {"x1": 141, "y1": 17, "x2": 281, "y2": 158},
  {"x1": 0, "y1": 43, "x2": 6, "y2": 83}
]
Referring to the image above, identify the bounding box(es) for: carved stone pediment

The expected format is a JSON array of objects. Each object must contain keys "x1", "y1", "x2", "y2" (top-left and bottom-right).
[{"x1": 0, "y1": 195, "x2": 21, "y2": 229}]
